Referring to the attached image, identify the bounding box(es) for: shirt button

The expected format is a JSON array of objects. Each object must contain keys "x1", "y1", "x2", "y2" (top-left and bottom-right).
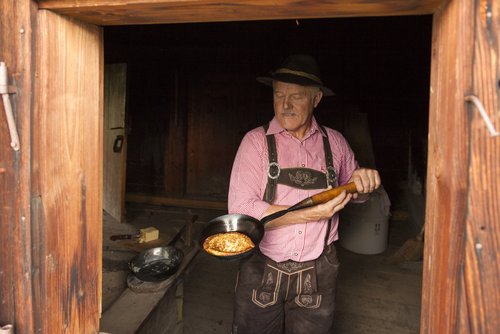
[
  {"x1": 301, "y1": 163, "x2": 305, "y2": 167},
  {"x1": 294, "y1": 252, "x2": 298, "y2": 256},
  {"x1": 298, "y1": 231, "x2": 302, "y2": 234}
]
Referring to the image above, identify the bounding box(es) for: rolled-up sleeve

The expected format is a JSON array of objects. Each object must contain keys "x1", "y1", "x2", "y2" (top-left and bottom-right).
[
  {"x1": 329, "y1": 129, "x2": 359, "y2": 185},
  {"x1": 228, "y1": 129, "x2": 270, "y2": 219}
]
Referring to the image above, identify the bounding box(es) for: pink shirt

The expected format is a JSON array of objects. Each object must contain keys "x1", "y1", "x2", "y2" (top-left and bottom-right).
[{"x1": 228, "y1": 116, "x2": 359, "y2": 262}]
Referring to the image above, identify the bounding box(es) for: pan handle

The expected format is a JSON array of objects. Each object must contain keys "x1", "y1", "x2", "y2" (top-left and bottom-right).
[
  {"x1": 288, "y1": 182, "x2": 358, "y2": 211},
  {"x1": 261, "y1": 182, "x2": 358, "y2": 225},
  {"x1": 168, "y1": 225, "x2": 187, "y2": 247},
  {"x1": 110, "y1": 234, "x2": 135, "y2": 241}
]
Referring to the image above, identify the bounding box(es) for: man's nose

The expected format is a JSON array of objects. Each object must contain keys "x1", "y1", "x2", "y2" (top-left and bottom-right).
[{"x1": 282, "y1": 96, "x2": 292, "y2": 109}]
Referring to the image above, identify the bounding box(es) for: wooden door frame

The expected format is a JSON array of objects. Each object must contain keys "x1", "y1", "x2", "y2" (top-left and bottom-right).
[
  {"x1": 4, "y1": 0, "x2": 498, "y2": 333},
  {"x1": 31, "y1": 2, "x2": 464, "y2": 333}
]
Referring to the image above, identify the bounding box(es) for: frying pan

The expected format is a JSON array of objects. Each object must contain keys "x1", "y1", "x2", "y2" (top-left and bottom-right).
[
  {"x1": 199, "y1": 182, "x2": 358, "y2": 260},
  {"x1": 129, "y1": 226, "x2": 185, "y2": 282}
]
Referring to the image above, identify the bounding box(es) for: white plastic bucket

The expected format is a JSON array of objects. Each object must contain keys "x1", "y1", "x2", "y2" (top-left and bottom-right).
[{"x1": 339, "y1": 187, "x2": 391, "y2": 255}]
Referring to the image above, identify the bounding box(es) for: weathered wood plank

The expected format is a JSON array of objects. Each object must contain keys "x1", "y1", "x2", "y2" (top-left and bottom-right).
[
  {"x1": 165, "y1": 70, "x2": 187, "y2": 197},
  {"x1": 463, "y1": 0, "x2": 500, "y2": 332},
  {"x1": 183, "y1": 252, "x2": 238, "y2": 334},
  {"x1": 33, "y1": 10, "x2": 103, "y2": 333},
  {"x1": 0, "y1": 0, "x2": 37, "y2": 332},
  {"x1": 421, "y1": 0, "x2": 474, "y2": 332},
  {"x1": 126, "y1": 192, "x2": 227, "y2": 210},
  {"x1": 37, "y1": 0, "x2": 443, "y2": 26},
  {"x1": 103, "y1": 63, "x2": 128, "y2": 222},
  {"x1": 100, "y1": 246, "x2": 198, "y2": 334}
]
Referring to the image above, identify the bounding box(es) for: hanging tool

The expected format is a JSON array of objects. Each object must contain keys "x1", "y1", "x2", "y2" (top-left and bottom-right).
[{"x1": 0, "y1": 62, "x2": 20, "y2": 151}]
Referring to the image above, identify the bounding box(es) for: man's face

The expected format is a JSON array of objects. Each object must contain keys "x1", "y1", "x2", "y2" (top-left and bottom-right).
[{"x1": 273, "y1": 81, "x2": 323, "y2": 139}]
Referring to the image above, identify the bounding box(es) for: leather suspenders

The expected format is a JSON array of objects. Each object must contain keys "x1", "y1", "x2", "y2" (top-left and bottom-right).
[
  {"x1": 263, "y1": 123, "x2": 337, "y2": 203},
  {"x1": 262, "y1": 123, "x2": 338, "y2": 247}
]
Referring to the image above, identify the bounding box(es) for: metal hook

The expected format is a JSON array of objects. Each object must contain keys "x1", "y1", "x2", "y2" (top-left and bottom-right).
[
  {"x1": 465, "y1": 95, "x2": 500, "y2": 137},
  {"x1": 0, "y1": 62, "x2": 20, "y2": 151}
]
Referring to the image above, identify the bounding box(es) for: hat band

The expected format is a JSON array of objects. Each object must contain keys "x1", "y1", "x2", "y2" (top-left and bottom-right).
[{"x1": 274, "y1": 68, "x2": 323, "y2": 85}]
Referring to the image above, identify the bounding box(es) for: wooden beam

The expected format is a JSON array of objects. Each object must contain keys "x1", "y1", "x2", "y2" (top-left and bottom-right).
[
  {"x1": 37, "y1": 0, "x2": 443, "y2": 26},
  {"x1": 126, "y1": 192, "x2": 227, "y2": 211},
  {"x1": 462, "y1": 0, "x2": 500, "y2": 331},
  {"x1": 420, "y1": 0, "x2": 474, "y2": 332}
]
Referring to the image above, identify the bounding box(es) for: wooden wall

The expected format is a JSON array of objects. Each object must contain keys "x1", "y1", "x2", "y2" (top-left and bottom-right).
[
  {"x1": 0, "y1": 0, "x2": 38, "y2": 331},
  {"x1": 33, "y1": 10, "x2": 103, "y2": 333},
  {"x1": 1, "y1": 3, "x2": 103, "y2": 333},
  {"x1": 105, "y1": 17, "x2": 433, "y2": 201},
  {"x1": 4, "y1": 1, "x2": 499, "y2": 333},
  {"x1": 421, "y1": 0, "x2": 500, "y2": 332}
]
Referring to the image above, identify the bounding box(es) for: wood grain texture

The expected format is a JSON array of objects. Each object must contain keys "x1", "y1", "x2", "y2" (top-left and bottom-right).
[
  {"x1": 165, "y1": 70, "x2": 187, "y2": 197},
  {"x1": 420, "y1": 0, "x2": 474, "y2": 332},
  {"x1": 103, "y1": 63, "x2": 127, "y2": 222},
  {"x1": 0, "y1": 0, "x2": 37, "y2": 332},
  {"x1": 463, "y1": 0, "x2": 500, "y2": 332},
  {"x1": 33, "y1": 10, "x2": 103, "y2": 333},
  {"x1": 37, "y1": 0, "x2": 442, "y2": 26},
  {"x1": 126, "y1": 193, "x2": 227, "y2": 210}
]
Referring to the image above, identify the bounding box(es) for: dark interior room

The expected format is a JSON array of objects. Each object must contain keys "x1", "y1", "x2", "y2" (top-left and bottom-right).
[
  {"x1": 101, "y1": 15, "x2": 432, "y2": 333},
  {"x1": 104, "y1": 15, "x2": 431, "y2": 201}
]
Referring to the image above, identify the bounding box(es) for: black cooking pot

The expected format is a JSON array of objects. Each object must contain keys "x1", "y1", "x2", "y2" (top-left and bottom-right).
[
  {"x1": 129, "y1": 226, "x2": 185, "y2": 282},
  {"x1": 128, "y1": 246, "x2": 184, "y2": 282},
  {"x1": 200, "y1": 182, "x2": 358, "y2": 260}
]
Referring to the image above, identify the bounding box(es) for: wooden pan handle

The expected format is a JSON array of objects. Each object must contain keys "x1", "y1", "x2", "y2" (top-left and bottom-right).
[
  {"x1": 261, "y1": 182, "x2": 358, "y2": 225},
  {"x1": 309, "y1": 182, "x2": 358, "y2": 204},
  {"x1": 288, "y1": 182, "x2": 358, "y2": 211}
]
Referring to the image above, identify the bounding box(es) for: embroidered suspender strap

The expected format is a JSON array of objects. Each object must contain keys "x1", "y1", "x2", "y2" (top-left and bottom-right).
[
  {"x1": 319, "y1": 125, "x2": 337, "y2": 187},
  {"x1": 263, "y1": 123, "x2": 279, "y2": 203}
]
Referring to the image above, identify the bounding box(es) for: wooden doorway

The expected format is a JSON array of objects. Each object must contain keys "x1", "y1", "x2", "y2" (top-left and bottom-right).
[{"x1": 2, "y1": 0, "x2": 496, "y2": 333}]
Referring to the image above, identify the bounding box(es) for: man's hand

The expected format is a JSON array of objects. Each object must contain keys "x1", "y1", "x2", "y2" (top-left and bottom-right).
[
  {"x1": 263, "y1": 190, "x2": 353, "y2": 229},
  {"x1": 304, "y1": 190, "x2": 353, "y2": 221},
  {"x1": 349, "y1": 168, "x2": 381, "y2": 198}
]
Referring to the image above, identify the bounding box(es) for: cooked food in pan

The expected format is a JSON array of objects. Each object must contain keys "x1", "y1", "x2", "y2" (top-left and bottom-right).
[{"x1": 203, "y1": 232, "x2": 255, "y2": 256}]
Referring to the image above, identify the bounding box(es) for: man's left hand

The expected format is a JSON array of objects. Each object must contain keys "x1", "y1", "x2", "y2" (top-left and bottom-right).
[{"x1": 349, "y1": 168, "x2": 381, "y2": 195}]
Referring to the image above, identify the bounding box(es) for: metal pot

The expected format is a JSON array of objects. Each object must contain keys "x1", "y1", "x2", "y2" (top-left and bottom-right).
[
  {"x1": 200, "y1": 182, "x2": 357, "y2": 260},
  {"x1": 128, "y1": 246, "x2": 184, "y2": 282},
  {"x1": 129, "y1": 226, "x2": 185, "y2": 282}
]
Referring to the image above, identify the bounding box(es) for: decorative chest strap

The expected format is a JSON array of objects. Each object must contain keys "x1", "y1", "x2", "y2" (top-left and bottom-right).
[{"x1": 262, "y1": 123, "x2": 337, "y2": 203}]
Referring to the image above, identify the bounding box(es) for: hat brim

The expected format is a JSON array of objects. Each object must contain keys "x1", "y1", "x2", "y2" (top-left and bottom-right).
[{"x1": 256, "y1": 75, "x2": 335, "y2": 96}]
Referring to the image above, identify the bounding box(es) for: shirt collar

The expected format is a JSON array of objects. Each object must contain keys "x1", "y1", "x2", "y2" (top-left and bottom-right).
[{"x1": 266, "y1": 116, "x2": 326, "y2": 138}]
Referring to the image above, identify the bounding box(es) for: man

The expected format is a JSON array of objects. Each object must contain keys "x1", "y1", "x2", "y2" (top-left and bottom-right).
[{"x1": 228, "y1": 54, "x2": 381, "y2": 334}]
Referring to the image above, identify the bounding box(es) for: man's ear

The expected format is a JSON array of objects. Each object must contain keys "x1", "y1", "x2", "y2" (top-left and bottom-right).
[{"x1": 314, "y1": 90, "x2": 323, "y2": 108}]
